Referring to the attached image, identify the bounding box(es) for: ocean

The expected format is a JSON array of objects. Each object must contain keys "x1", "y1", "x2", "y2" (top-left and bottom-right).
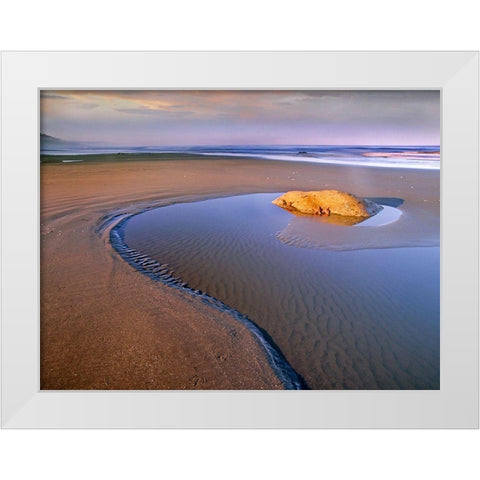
[{"x1": 41, "y1": 144, "x2": 440, "y2": 170}]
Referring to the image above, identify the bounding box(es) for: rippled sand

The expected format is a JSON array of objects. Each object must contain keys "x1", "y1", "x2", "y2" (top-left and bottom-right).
[
  {"x1": 40, "y1": 154, "x2": 440, "y2": 389},
  {"x1": 122, "y1": 193, "x2": 439, "y2": 389}
]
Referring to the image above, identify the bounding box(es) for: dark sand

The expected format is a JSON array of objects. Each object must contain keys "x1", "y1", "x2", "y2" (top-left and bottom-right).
[{"x1": 40, "y1": 154, "x2": 440, "y2": 389}]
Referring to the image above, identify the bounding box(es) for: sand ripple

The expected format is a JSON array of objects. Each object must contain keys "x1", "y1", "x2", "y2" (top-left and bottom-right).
[{"x1": 122, "y1": 193, "x2": 440, "y2": 389}]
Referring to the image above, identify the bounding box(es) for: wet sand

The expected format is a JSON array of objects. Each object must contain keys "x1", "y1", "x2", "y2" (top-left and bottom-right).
[{"x1": 40, "y1": 154, "x2": 440, "y2": 389}]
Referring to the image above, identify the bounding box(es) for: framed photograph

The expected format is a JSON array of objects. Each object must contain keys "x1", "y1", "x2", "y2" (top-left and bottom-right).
[{"x1": 1, "y1": 51, "x2": 478, "y2": 428}]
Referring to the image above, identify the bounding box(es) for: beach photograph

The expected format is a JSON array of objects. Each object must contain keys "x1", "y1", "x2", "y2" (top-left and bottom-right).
[{"x1": 40, "y1": 89, "x2": 440, "y2": 390}]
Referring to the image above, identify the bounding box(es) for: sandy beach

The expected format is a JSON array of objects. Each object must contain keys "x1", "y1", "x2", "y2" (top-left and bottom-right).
[{"x1": 40, "y1": 154, "x2": 440, "y2": 389}]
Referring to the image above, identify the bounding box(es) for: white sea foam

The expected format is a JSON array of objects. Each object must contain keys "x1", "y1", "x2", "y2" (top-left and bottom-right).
[{"x1": 195, "y1": 152, "x2": 440, "y2": 170}]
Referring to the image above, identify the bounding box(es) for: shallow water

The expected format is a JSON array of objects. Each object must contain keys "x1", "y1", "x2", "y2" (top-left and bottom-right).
[{"x1": 121, "y1": 193, "x2": 440, "y2": 389}]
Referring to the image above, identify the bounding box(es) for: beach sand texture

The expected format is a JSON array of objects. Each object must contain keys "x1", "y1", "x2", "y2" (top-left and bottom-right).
[{"x1": 40, "y1": 155, "x2": 440, "y2": 389}]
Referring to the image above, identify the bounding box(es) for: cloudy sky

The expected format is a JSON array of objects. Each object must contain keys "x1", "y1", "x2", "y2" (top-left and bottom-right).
[{"x1": 40, "y1": 90, "x2": 440, "y2": 146}]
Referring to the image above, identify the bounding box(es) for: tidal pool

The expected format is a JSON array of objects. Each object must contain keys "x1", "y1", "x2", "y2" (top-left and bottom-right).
[{"x1": 117, "y1": 193, "x2": 440, "y2": 389}]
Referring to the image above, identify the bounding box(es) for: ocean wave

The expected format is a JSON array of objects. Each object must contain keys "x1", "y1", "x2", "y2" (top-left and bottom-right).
[{"x1": 42, "y1": 144, "x2": 440, "y2": 170}]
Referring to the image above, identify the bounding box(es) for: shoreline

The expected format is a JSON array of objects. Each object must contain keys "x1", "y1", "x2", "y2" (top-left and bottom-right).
[
  {"x1": 40, "y1": 154, "x2": 439, "y2": 390},
  {"x1": 41, "y1": 151, "x2": 441, "y2": 173}
]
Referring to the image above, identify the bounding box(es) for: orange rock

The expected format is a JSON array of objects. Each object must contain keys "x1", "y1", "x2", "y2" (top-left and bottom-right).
[{"x1": 272, "y1": 190, "x2": 381, "y2": 218}]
